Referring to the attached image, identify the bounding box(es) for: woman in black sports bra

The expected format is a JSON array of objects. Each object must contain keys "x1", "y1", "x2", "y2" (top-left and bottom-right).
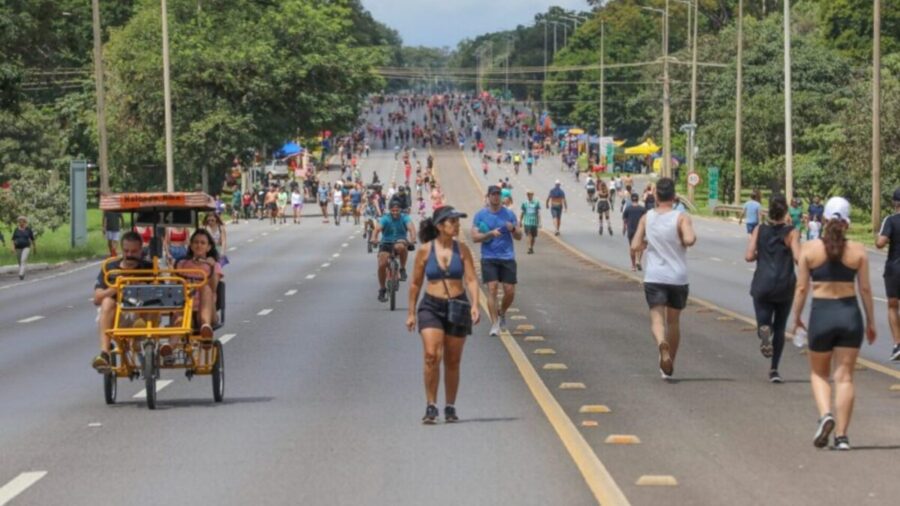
[
  {"x1": 791, "y1": 197, "x2": 877, "y2": 451},
  {"x1": 407, "y1": 206, "x2": 481, "y2": 424}
]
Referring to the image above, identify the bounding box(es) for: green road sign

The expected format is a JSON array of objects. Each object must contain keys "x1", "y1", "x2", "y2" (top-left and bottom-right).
[{"x1": 707, "y1": 166, "x2": 720, "y2": 208}]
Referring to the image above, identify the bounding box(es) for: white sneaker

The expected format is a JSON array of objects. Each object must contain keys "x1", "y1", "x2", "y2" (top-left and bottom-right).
[{"x1": 489, "y1": 321, "x2": 501, "y2": 337}]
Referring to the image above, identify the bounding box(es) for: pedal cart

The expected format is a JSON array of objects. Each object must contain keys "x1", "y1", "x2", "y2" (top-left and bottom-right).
[{"x1": 98, "y1": 192, "x2": 226, "y2": 409}]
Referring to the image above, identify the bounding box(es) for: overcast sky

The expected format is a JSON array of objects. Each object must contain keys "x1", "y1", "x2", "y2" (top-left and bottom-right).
[{"x1": 362, "y1": 0, "x2": 590, "y2": 48}]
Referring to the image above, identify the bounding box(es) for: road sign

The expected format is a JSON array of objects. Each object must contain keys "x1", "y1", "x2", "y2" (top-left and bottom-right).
[
  {"x1": 69, "y1": 160, "x2": 88, "y2": 248},
  {"x1": 687, "y1": 172, "x2": 701, "y2": 187},
  {"x1": 707, "y1": 166, "x2": 720, "y2": 209}
]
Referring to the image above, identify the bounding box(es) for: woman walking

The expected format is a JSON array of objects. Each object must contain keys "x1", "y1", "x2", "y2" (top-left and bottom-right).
[
  {"x1": 406, "y1": 206, "x2": 480, "y2": 424},
  {"x1": 11, "y1": 216, "x2": 36, "y2": 280},
  {"x1": 745, "y1": 196, "x2": 800, "y2": 383},
  {"x1": 791, "y1": 197, "x2": 876, "y2": 450}
]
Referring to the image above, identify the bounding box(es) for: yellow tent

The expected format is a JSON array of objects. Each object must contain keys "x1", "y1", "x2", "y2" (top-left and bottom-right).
[{"x1": 624, "y1": 139, "x2": 661, "y2": 156}]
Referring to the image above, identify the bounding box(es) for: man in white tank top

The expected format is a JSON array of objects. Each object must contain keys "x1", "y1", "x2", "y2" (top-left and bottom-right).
[{"x1": 630, "y1": 177, "x2": 697, "y2": 379}]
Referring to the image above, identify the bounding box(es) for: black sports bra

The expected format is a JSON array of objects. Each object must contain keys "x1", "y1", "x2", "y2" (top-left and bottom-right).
[{"x1": 811, "y1": 259, "x2": 857, "y2": 283}]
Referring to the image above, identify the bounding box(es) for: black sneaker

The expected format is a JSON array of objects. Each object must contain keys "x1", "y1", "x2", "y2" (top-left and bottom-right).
[
  {"x1": 422, "y1": 404, "x2": 438, "y2": 425},
  {"x1": 833, "y1": 435, "x2": 851, "y2": 451},
  {"x1": 399, "y1": 268, "x2": 407, "y2": 282},
  {"x1": 444, "y1": 405, "x2": 459, "y2": 423},
  {"x1": 377, "y1": 288, "x2": 387, "y2": 302},
  {"x1": 890, "y1": 343, "x2": 900, "y2": 362},
  {"x1": 814, "y1": 413, "x2": 836, "y2": 448},
  {"x1": 768, "y1": 370, "x2": 783, "y2": 383},
  {"x1": 758, "y1": 325, "x2": 774, "y2": 358}
]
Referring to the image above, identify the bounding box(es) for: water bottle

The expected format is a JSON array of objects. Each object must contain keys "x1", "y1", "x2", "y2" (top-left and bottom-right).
[{"x1": 793, "y1": 328, "x2": 808, "y2": 348}]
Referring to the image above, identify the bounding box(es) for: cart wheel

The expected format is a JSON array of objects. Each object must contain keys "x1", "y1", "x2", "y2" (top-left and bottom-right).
[
  {"x1": 104, "y1": 353, "x2": 117, "y2": 405},
  {"x1": 212, "y1": 341, "x2": 224, "y2": 402},
  {"x1": 142, "y1": 341, "x2": 157, "y2": 410}
]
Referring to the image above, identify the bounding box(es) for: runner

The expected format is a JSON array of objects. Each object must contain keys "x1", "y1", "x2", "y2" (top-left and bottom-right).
[
  {"x1": 622, "y1": 194, "x2": 646, "y2": 270},
  {"x1": 745, "y1": 195, "x2": 801, "y2": 383},
  {"x1": 406, "y1": 206, "x2": 480, "y2": 424},
  {"x1": 875, "y1": 187, "x2": 900, "y2": 361},
  {"x1": 520, "y1": 190, "x2": 541, "y2": 254},
  {"x1": 596, "y1": 181, "x2": 613, "y2": 236},
  {"x1": 791, "y1": 197, "x2": 876, "y2": 450},
  {"x1": 545, "y1": 180, "x2": 567, "y2": 236},
  {"x1": 739, "y1": 190, "x2": 763, "y2": 234},
  {"x1": 630, "y1": 178, "x2": 697, "y2": 379},
  {"x1": 472, "y1": 185, "x2": 522, "y2": 336}
]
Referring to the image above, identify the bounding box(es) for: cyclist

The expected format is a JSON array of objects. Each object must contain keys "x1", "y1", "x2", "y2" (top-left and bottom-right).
[
  {"x1": 371, "y1": 199, "x2": 417, "y2": 302},
  {"x1": 362, "y1": 193, "x2": 382, "y2": 241},
  {"x1": 585, "y1": 176, "x2": 597, "y2": 210}
]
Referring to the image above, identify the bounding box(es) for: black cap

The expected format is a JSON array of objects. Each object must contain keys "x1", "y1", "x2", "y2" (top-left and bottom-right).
[
  {"x1": 893, "y1": 187, "x2": 900, "y2": 202},
  {"x1": 487, "y1": 185, "x2": 501, "y2": 195},
  {"x1": 433, "y1": 206, "x2": 468, "y2": 224}
]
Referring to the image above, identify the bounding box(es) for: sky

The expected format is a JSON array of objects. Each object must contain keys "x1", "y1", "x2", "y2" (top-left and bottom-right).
[{"x1": 362, "y1": 0, "x2": 589, "y2": 48}]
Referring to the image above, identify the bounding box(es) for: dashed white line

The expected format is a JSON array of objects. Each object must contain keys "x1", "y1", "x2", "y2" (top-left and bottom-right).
[
  {"x1": 257, "y1": 308, "x2": 273, "y2": 316},
  {"x1": 321, "y1": 263, "x2": 330, "y2": 268},
  {"x1": 262, "y1": 232, "x2": 269, "y2": 236},
  {"x1": 341, "y1": 243, "x2": 349, "y2": 248},
  {"x1": 332, "y1": 253, "x2": 340, "y2": 258},
  {"x1": 17, "y1": 315, "x2": 44, "y2": 324},
  {"x1": 709, "y1": 257, "x2": 723, "y2": 262},
  {"x1": 306, "y1": 274, "x2": 316, "y2": 280},
  {"x1": 133, "y1": 380, "x2": 173, "y2": 399},
  {"x1": 88, "y1": 422, "x2": 102, "y2": 428},
  {"x1": 218, "y1": 333, "x2": 236, "y2": 345},
  {"x1": 228, "y1": 247, "x2": 237, "y2": 252},
  {"x1": 247, "y1": 239, "x2": 255, "y2": 243},
  {"x1": 0, "y1": 471, "x2": 47, "y2": 505},
  {"x1": 285, "y1": 289, "x2": 298, "y2": 296}
]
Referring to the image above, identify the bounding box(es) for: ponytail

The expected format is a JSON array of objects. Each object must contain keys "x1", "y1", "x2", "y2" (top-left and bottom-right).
[
  {"x1": 822, "y1": 219, "x2": 848, "y2": 262},
  {"x1": 419, "y1": 217, "x2": 439, "y2": 243}
]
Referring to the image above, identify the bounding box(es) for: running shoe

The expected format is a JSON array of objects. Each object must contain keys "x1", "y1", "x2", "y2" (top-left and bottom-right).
[
  {"x1": 659, "y1": 368, "x2": 673, "y2": 381},
  {"x1": 444, "y1": 405, "x2": 459, "y2": 423},
  {"x1": 658, "y1": 342, "x2": 674, "y2": 377},
  {"x1": 499, "y1": 314, "x2": 507, "y2": 331},
  {"x1": 91, "y1": 351, "x2": 111, "y2": 373},
  {"x1": 422, "y1": 404, "x2": 439, "y2": 425},
  {"x1": 399, "y1": 268, "x2": 407, "y2": 282},
  {"x1": 833, "y1": 435, "x2": 851, "y2": 451},
  {"x1": 378, "y1": 288, "x2": 387, "y2": 302},
  {"x1": 489, "y1": 321, "x2": 501, "y2": 337},
  {"x1": 758, "y1": 325, "x2": 774, "y2": 358},
  {"x1": 890, "y1": 343, "x2": 900, "y2": 362},
  {"x1": 527, "y1": 248, "x2": 534, "y2": 254},
  {"x1": 768, "y1": 370, "x2": 783, "y2": 383},
  {"x1": 814, "y1": 413, "x2": 836, "y2": 448}
]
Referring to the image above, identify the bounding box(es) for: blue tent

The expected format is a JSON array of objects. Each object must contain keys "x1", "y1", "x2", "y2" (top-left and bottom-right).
[{"x1": 274, "y1": 141, "x2": 303, "y2": 158}]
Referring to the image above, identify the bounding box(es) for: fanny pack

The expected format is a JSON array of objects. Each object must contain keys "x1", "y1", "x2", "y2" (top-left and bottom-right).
[{"x1": 434, "y1": 243, "x2": 471, "y2": 326}]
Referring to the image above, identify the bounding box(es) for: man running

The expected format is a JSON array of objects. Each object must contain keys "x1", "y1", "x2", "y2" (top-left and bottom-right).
[
  {"x1": 622, "y1": 193, "x2": 646, "y2": 270},
  {"x1": 371, "y1": 199, "x2": 417, "y2": 302},
  {"x1": 630, "y1": 178, "x2": 697, "y2": 379},
  {"x1": 876, "y1": 187, "x2": 900, "y2": 361},
  {"x1": 473, "y1": 185, "x2": 522, "y2": 336},
  {"x1": 545, "y1": 180, "x2": 567, "y2": 236},
  {"x1": 520, "y1": 190, "x2": 541, "y2": 254}
]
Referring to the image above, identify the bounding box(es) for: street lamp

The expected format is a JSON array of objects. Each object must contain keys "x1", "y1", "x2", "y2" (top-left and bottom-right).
[{"x1": 641, "y1": 4, "x2": 672, "y2": 178}]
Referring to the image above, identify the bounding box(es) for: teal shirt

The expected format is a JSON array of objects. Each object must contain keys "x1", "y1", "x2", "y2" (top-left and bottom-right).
[{"x1": 521, "y1": 200, "x2": 541, "y2": 227}]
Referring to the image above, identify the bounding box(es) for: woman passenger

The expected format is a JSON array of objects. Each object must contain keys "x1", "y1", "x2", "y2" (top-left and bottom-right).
[
  {"x1": 176, "y1": 229, "x2": 222, "y2": 343},
  {"x1": 406, "y1": 206, "x2": 480, "y2": 424},
  {"x1": 791, "y1": 197, "x2": 876, "y2": 450}
]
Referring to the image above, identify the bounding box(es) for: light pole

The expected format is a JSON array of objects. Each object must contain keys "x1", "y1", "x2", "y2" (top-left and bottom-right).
[
  {"x1": 161, "y1": 0, "x2": 175, "y2": 192},
  {"x1": 734, "y1": 0, "x2": 743, "y2": 204},
  {"x1": 90, "y1": 0, "x2": 110, "y2": 194},
  {"x1": 599, "y1": 20, "x2": 606, "y2": 137},
  {"x1": 642, "y1": 4, "x2": 671, "y2": 178},
  {"x1": 872, "y1": 0, "x2": 882, "y2": 235},
  {"x1": 784, "y1": 0, "x2": 794, "y2": 202}
]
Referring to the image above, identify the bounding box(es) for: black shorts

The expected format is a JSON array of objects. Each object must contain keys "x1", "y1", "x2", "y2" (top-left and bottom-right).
[
  {"x1": 379, "y1": 241, "x2": 406, "y2": 254},
  {"x1": 524, "y1": 225, "x2": 538, "y2": 237},
  {"x1": 597, "y1": 201, "x2": 610, "y2": 213},
  {"x1": 808, "y1": 297, "x2": 864, "y2": 352},
  {"x1": 644, "y1": 282, "x2": 689, "y2": 310},
  {"x1": 885, "y1": 273, "x2": 900, "y2": 299},
  {"x1": 481, "y1": 259, "x2": 517, "y2": 284},
  {"x1": 418, "y1": 293, "x2": 472, "y2": 337}
]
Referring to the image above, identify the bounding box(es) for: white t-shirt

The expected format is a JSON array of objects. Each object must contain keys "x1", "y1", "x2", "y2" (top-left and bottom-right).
[
  {"x1": 291, "y1": 191, "x2": 302, "y2": 206},
  {"x1": 333, "y1": 189, "x2": 343, "y2": 206}
]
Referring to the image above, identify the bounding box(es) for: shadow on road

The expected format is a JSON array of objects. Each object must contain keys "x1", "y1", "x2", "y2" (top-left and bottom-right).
[
  {"x1": 665, "y1": 378, "x2": 736, "y2": 384},
  {"x1": 111, "y1": 396, "x2": 275, "y2": 410},
  {"x1": 454, "y1": 417, "x2": 520, "y2": 424}
]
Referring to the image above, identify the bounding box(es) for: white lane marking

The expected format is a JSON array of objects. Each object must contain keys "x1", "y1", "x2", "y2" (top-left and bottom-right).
[
  {"x1": 341, "y1": 243, "x2": 349, "y2": 248},
  {"x1": 274, "y1": 227, "x2": 281, "y2": 231},
  {"x1": 247, "y1": 239, "x2": 255, "y2": 243},
  {"x1": 133, "y1": 380, "x2": 173, "y2": 399},
  {"x1": 332, "y1": 253, "x2": 340, "y2": 258},
  {"x1": 88, "y1": 422, "x2": 102, "y2": 428},
  {"x1": 228, "y1": 247, "x2": 237, "y2": 252},
  {"x1": 321, "y1": 263, "x2": 330, "y2": 268},
  {"x1": 257, "y1": 308, "x2": 273, "y2": 316},
  {"x1": 306, "y1": 274, "x2": 316, "y2": 280},
  {"x1": 709, "y1": 257, "x2": 723, "y2": 262},
  {"x1": 348, "y1": 236, "x2": 355, "y2": 240},
  {"x1": 0, "y1": 471, "x2": 47, "y2": 505},
  {"x1": 262, "y1": 232, "x2": 269, "y2": 236},
  {"x1": 218, "y1": 333, "x2": 236, "y2": 345},
  {"x1": 17, "y1": 315, "x2": 44, "y2": 324},
  {"x1": 285, "y1": 289, "x2": 298, "y2": 296},
  {"x1": 0, "y1": 259, "x2": 103, "y2": 292}
]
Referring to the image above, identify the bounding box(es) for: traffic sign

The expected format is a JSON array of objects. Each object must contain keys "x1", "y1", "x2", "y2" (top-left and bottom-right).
[{"x1": 687, "y1": 172, "x2": 701, "y2": 187}]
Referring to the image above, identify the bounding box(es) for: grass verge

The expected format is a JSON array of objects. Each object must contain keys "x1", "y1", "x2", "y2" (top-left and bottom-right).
[{"x1": 1, "y1": 209, "x2": 108, "y2": 268}]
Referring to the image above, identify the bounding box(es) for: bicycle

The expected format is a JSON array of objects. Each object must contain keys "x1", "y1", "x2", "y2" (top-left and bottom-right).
[{"x1": 375, "y1": 241, "x2": 414, "y2": 310}]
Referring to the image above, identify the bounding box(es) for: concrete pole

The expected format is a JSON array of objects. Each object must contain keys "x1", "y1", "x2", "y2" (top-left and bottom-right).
[
  {"x1": 543, "y1": 21, "x2": 548, "y2": 113},
  {"x1": 784, "y1": 0, "x2": 794, "y2": 202},
  {"x1": 663, "y1": 0, "x2": 672, "y2": 179},
  {"x1": 161, "y1": 0, "x2": 175, "y2": 192},
  {"x1": 872, "y1": 0, "x2": 882, "y2": 235},
  {"x1": 91, "y1": 0, "x2": 109, "y2": 194},
  {"x1": 505, "y1": 38, "x2": 510, "y2": 95},
  {"x1": 599, "y1": 22, "x2": 605, "y2": 137},
  {"x1": 688, "y1": 0, "x2": 699, "y2": 203},
  {"x1": 734, "y1": 0, "x2": 743, "y2": 205},
  {"x1": 553, "y1": 22, "x2": 558, "y2": 56}
]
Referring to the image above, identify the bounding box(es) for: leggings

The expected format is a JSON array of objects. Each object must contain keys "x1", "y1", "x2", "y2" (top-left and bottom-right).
[{"x1": 752, "y1": 298, "x2": 792, "y2": 370}]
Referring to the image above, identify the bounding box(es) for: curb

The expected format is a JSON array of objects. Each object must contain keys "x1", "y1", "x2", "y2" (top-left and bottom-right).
[{"x1": 0, "y1": 256, "x2": 104, "y2": 276}]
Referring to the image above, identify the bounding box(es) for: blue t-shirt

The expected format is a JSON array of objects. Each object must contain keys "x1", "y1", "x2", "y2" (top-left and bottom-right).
[
  {"x1": 379, "y1": 214, "x2": 412, "y2": 243},
  {"x1": 350, "y1": 189, "x2": 362, "y2": 205},
  {"x1": 548, "y1": 187, "x2": 566, "y2": 201},
  {"x1": 743, "y1": 200, "x2": 761, "y2": 224},
  {"x1": 474, "y1": 207, "x2": 518, "y2": 260}
]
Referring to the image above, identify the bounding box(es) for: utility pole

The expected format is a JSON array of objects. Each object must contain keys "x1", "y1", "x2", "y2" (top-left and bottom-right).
[
  {"x1": 553, "y1": 22, "x2": 558, "y2": 56},
  {"x1": 161, "y1": 0, "x2": 175, "y2": 192},
  {"x1": 734, "y1": 0, "x2": 743, "y2": 204},
  {"x1": 91, "y1": 0, "x2": 109, "y2": 194},
  {"x1": 663, "y1": 0, "x2": 671, "y2": 179},
  {"x1": 688, "y1": 0, "x2": 699, "y2": 203},
  {"x1": 543, "y1": 20, "x2": 548, "y2": 113},
  {"x1": 599, "y1": 21, "x2": 605, "y2": 137},
  {"x1": 784, "y1": 0, "x2": 794, "y2": 202},
  {"x1": 872, "y1": 0, "x2": 882, "y2": 235}
]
